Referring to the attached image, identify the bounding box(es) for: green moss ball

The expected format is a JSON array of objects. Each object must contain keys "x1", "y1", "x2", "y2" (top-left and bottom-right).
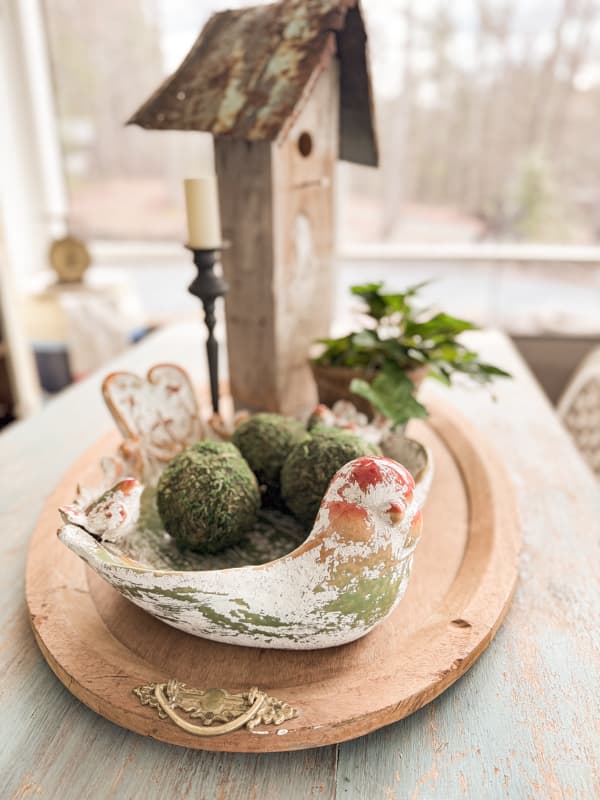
[
  {"x1": 232, "y1": 413, "x2": 309, "y2": 491},
  {"x1": 156, "y1": 440, "x2": 260, "y2": 553},
  {"x1": 281, "y1": 428, "x2": 382, "y2": 529}
]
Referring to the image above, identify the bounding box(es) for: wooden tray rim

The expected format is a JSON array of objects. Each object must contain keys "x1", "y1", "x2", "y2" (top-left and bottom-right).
[{"x1": 25, "y1": 399, "x2": 521, "y2": 752}]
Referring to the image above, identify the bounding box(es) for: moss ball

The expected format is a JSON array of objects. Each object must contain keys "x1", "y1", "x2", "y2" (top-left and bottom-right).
[
  {"x1": 232, "y1": 413, "x2": 309, "y2": 492},
  {"x1": 156, "y1": 440, "x2": 260, "y2": 553},
  {"x1": 281, "y1": 428, "x2": 382, "y2": 529}
]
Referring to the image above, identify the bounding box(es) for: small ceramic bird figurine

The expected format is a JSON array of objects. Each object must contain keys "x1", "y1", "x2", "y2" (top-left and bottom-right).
[
  {"x1": 59, "y1": 455, "x2": 429, "y2": 649},
  {"x1": 307, "y1": 401, "x2": 391, "y2": 446},
  {"x1": 59, "y1": 478, "x2": 142, "y2": 543}
]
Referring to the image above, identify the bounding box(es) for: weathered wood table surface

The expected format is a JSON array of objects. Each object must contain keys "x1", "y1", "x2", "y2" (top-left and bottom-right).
[{"x1": 2, "y1": 323, "x2": 598, "y2": 799}]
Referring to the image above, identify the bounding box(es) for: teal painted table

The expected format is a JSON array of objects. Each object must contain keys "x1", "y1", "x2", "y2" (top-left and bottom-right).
[{"x1": 2, "y1": 323, "x2": 598, "y2": 799}]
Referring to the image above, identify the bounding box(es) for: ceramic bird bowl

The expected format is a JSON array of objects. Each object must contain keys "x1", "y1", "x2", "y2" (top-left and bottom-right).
[{"x1": 58, "y1": 365, "x2": 433, "y2": 650}]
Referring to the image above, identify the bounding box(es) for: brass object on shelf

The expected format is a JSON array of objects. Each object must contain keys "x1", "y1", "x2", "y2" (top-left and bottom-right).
[
  {"x1": 133, "y1": 680, "x2": 297, "y2": 737},
  {"x1": 49, "y1": 235, "x2": 91, "y2": 283}
]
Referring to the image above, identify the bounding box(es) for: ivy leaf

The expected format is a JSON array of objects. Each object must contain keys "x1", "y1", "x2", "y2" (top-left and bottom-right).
[
  {"x1": 380, "y1": 281, "x2": 430, "y2": 318},
  {"x1": 352, "y1": 281, "x2": 431, "y2": 322},
  {"x1": 351, "y1": 282, "x2": 388, "y2": 320},
  {"x1": 477, "y1": 362, "x2": 512, "y2": 378},
  {"x1": 427, "y1": 365, "x2": 452, "y2": 386},
  {"x1": 351, "y1": 330, "x2": 379, "y2": 349},
  {"x1": 350, "y1": 363, "x2": 428, "y2": 428},
  {"x1": 313, "y1": 282, "x2": 511, "y2": 420},
  {"x1": 452, "y1": 361, "x2": 512, "y2": 382},
  {"x1": 351, "y1": 282, "x2": 385, "y2": 295},
  {"x1": 404, "y1": 312, "x2": 478, "y2": 339}
]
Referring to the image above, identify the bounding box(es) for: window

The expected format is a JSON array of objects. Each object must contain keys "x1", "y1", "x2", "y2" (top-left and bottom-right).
[
  {"x1": 44, "y1": 0, "x2": 239, "y2": 241},
  {"x1": 44, "y1": 0, "x2": 600, "y2": 244},
  {"x1": 341, "y1": 0, "x2": 600, "y2": 244}
]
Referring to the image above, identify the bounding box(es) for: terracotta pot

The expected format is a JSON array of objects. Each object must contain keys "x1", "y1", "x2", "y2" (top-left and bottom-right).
[{"x1": 310, "y1": 362, "x2": 428, "y2": 419}]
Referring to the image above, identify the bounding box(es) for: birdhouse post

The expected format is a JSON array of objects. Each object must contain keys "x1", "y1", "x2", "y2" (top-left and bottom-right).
[
  {"x1": 129, "y1": 0, "x2": 377, "y2": 418},
  {"x1": 214, "y1": 63, "x2": 339, "y2": 416}
]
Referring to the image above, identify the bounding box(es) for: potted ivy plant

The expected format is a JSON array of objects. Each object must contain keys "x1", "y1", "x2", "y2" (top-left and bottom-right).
[{"x1": 310, "y1": 282, "x2": 510, "y2": 428}]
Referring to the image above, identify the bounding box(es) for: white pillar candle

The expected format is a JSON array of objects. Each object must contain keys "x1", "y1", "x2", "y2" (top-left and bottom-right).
[{"x1": 184, "y1": 177, "x2": 222, "y2": 249}]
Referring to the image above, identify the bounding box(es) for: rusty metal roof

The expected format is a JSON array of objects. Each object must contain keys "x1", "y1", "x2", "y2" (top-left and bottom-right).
[{"x1": 127, "y1": 0, "x2": 377, "y2": 166}]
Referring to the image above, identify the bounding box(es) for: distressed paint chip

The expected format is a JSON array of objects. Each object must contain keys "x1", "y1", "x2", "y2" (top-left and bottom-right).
[
  {"x1": 127, "y1": 0, "x2": 378, "y2": 166},
  {"x1": 59, "y1": 450, "x2": 433, "y2": 650}
]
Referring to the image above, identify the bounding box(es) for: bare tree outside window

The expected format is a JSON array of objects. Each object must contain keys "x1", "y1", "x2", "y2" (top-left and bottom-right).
[{"x1": 44, "y1": 0, "x2": 600, "y2": 244}]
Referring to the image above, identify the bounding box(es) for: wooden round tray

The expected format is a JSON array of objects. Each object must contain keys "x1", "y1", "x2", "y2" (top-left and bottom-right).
[{"x1": 26, "y1": 400, "x2": 520, "y2": 752}]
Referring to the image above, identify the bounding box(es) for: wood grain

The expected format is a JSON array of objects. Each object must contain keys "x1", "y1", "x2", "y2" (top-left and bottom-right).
[
  {"x1": 271, "y1": 60, "x2": 338, "y2": 417},
  {"x1": 216, "y1": 63, "x2": 338, "y2": 418},
  {"x1": 337, "y1": 332, "x2": 600, "y2": 800},
  {"x1": 1, "y1": 323, "x2": 336, "y2": 799},
  {"x1": 215, "y1": 138, "x2": 278, "y2": 413},
  {"x1": 2, "y1": 323, "x2": 599, "y2": 798},
  {"x1": 25, "y1": 399, "x2": 519, "y2": 752}
]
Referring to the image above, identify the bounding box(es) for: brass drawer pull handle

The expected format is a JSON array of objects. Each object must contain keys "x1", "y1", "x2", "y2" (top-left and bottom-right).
[{"x1": 134, "y1": 680, "x2": 297, "y2": 737}]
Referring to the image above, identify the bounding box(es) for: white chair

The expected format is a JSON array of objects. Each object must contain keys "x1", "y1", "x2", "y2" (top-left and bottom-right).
[{"x1": 558, "y1": 347, "x2": 600, "y2": 479}]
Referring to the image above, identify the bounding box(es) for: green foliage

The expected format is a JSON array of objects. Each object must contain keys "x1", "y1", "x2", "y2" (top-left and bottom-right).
[
  {"x1": 313, "y1": 282, "x2": 510, "y2": 427},
  {"x1": 350, "y1": 364, "x2": 428, "y2": 426}
]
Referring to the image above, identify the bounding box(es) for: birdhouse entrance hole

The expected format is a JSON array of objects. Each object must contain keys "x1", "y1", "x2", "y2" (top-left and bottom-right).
[{"x1": 298, "y1": 132, "x2": 313, "y2": 157}]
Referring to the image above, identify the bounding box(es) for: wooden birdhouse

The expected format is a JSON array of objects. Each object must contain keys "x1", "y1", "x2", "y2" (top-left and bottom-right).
[{"x1": 129, "y1": 0, "x2": 378, "y2": 417}]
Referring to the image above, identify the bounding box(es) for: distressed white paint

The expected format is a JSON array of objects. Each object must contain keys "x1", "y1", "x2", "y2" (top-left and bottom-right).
[
  {"x1": 3, "y1": 323, "x2": 598, "y2": 797},
  {"x1": 59, "y1": 371, "x2": 434, "y2": 649},
  {"x1": 59, "y1": 479, "x2": 142, "y2": 543},
  {"x1": 59, "y1": 453, "x2": 432, "y2": 650},
  {"x1": 102, "y1": 364, "x2": 205, "y2": 484}
]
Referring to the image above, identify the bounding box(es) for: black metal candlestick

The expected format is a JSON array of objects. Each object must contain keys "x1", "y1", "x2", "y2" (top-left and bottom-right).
[{"x1": 187, "y1": 247, "x2": 229, "y2": 414}]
